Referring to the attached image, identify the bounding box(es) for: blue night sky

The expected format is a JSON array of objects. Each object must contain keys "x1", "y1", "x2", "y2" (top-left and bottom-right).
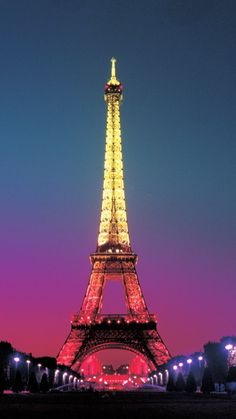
[{"x1": 0, "y1": 0, "x2": 235, "y2": 358}]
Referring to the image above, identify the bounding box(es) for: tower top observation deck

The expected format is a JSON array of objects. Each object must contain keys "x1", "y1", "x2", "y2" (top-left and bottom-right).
[{"x1": 104, "y1": 57, "x2": 123, "y2": 100}]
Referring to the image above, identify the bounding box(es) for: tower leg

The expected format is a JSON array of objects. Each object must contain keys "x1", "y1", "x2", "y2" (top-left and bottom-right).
[{"x1": 80, "y1": 265, "x2": 105, "y2": 322}]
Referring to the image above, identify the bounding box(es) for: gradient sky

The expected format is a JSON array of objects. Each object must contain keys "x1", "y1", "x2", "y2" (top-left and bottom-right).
[{"x1": 0, "y1": 0, "x2": 235, "y2": 360}]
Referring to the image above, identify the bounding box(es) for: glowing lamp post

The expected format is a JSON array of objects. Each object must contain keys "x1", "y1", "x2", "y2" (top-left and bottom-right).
[
  {"x1": 198, "y1": 355, "x2": 203, "y2": 368},
  {"x1": 13, "y1": 357, "x2": 20, "y2": 382},
  {"x1": 26, "y1": 360, "x2": 31, "y2": 382},
  {"x1": 54, "y1": 369, "x2": 59, "y2": 385},
  {"x1": 36, "y1": 363, "x2": 42, "y2": 382},
  {"x1": 158, "y1": 372, "x2": 163, "y2": 385},
  {"x1": 225, "y1": 344, "x2": 233, "y2": 351},
  {"x1": 69, "y1": 375, "x2": 73, "y2": 386},
  {"x1": 173, "y1": 365, "x2": 178, "y2": 371},
  {"x1": 63, "y1": 372, "x2": 68, "y2": 385},
  {"x1": 165, "y1": 369, "x2": 169, "y2": 385},
  {"x1": 14, "y1": 356, "x2": 20, "y2": 375},
  {"x1": 187, "y1": 358, "x2": 192, "y2": 365},
  {"x1": 14, "y1": 357, "x2": 20, "y2": 367}
]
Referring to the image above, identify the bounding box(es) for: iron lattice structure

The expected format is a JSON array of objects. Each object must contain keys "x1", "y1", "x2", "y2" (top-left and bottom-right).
[{"x1": 57, "y1": 58, "x2": 170, "y2": 371}]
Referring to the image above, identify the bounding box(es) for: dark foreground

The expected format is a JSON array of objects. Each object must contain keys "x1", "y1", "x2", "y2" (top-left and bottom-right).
[{"x1": 0, "y1": 392, "x2": 236, "y2": 419}]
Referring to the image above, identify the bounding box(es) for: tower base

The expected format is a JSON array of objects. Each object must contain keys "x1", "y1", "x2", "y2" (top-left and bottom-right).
[{"x1": 57, "y1": 314, "x2": 170, "y2": 372}]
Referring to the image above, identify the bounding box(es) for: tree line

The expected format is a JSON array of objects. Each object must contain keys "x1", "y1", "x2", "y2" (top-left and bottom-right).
[{"x1": 0, "y1": 341, "x2": 80, "y2": 393}]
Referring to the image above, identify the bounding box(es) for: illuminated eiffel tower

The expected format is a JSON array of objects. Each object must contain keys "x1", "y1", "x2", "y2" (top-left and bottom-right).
[{"x1": 57, "y1": 58, "x2": 170, "y2": 372}]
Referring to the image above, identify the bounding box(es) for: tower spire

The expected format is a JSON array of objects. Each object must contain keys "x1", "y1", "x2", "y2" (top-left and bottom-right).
[
  {"x1": 108, "y1": 56, "x2": 120, "y2": 86},
  {"x1": 111, "y1": 57, "x2": 116, "y2": 79}
]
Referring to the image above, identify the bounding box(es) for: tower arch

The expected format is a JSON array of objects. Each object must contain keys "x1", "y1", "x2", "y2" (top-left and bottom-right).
[{"x1": 71, "y1": 342, "x2": 153, "y2": 373}]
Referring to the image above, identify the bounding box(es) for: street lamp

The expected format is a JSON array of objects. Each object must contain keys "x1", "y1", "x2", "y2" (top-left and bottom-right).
[
  {"x1": 14, "y1": 357, "x2": 20, "y2": 367},
  {"x1": 158, "y1": 372, "x2": 163, "y2": 385},
  {"x1": 13, "y1": 357, "x2": 20, "y2": 383},
  {"x1": 178, "y1": 362, "x2": 183, "y2": 368},
  {"x1": 13, "y1": 356, "x2": 20, "y2": 378},
  {"x1": 165, "y1": 369, "x2": 169, "y2": 385},
  {"x1": 37, "y1": 363, "x2": 42, "y2": 382},
  {"x1": 26, "y1": 360, "x2": 31, "y2": 382},
  {"x1": 225, "y1": 344, "x2": 233, "y2": 351},
  {"x1": 198, "y1": 356, "x2": 203, "y2": 367},
  {"x1": 173, "y1": 365, "x2": 178, "y2": 371},
  {"x1": 63, "y1": 372, "x2": 68, "y2": 385},
  {"x1": 54, "y1": 369, "x2": 59, "y2": 385},
  {"x1": 187, "y1": 358, "x2": 192, "y2": 365}
]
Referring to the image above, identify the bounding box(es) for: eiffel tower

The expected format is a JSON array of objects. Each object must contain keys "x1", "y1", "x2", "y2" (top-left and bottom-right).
[{"x1": 57, "y1": 58, "x2": 170, "y2": 372}]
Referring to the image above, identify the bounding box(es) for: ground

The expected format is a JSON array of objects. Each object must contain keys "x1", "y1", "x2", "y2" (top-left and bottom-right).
[{"x1": 0, "y1": 392, "x2": 236, "y2": 419}]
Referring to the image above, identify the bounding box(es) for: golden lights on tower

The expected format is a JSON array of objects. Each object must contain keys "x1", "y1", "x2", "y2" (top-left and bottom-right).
[{"x1": 97, "y1": 58, "x2": 131, "y2": 252}]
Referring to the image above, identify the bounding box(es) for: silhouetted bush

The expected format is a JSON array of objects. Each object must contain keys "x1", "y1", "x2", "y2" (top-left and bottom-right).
[
  {"x1": 204, "y1": 342, "x2": 227, "y2": 386},
  {"x1": 185, "y1": 371, "x2": 197, "y2": 393},
  {"x1": 0, "y1": 341, "x2": 13, "y2": 365},
  {"x1": 35, "y1": 357, "x2": 57, "y2": 369},
  {"x1": 12, "y1": 370, "x2": 23, "y2": 393},
  {"x1": 227, "y1": 366, "x2": 236, "y2": 382},
  {"x1": 40, "y1": 373, "x2": 49, "y2": 393},
  {"x1": 0, "y1": 341, "x2": 13, "y2": 387},
  {"x1": 28, "y1": 371, "x2": 39, "y2": 393},
  {"x1": 175, "y1": 372, "x2": 185, "y2": 392},
  {"x1": 0, "y1": 371, "x2": 7, "y2": 393},
  {"x1": 166, "y1": 373, "x2": 176, "y2": 391},
  {"x1": 201, "y1": 367, "x2": 214, "y2": 394}
]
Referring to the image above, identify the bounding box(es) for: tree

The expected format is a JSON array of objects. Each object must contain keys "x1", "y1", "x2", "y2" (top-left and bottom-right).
[
  {"x1": 0, "y1": 341, "x2": 13, "y2": 388},
  {"x1": 27, "y1": 372, "x2": 39, "y2": 393},
  {"x1": 35, "y1": 357, "x2": 57, "y2": 369},
  {"x1": 12, "y1": 370, "x2": 23, "y2": 393},
  {"x1": 227, "y1": 367, "x2": 236, "y2": 383},
  {"x1": 166, "y1": 373, "x2": 176, "y2": 391},
  {"x1": 201, "y1": 367, "x2": 214, "y2": 394},
  {"x1": 40, "y1": 373, "x2": 49, "y2": 393},
  {"x1": 0, "y1": 341, "x2": 13, "y2": 368},
  {"x1": 175, "y1": 372, "x2": 185, "y2": 392},
  {"x1": 0, "y1": 371, "x2": 7, "y2": 393},
  {"x1": 185, "y1": 371, "x2": 197, "y2": 393},
  {"x1": 204, "y1": 342, "x2": 227, "y2": 386}
]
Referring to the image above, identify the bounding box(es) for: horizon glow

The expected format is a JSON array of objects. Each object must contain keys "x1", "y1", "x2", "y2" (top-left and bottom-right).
[{"x1": 0, "y1": 1, "x2": 235, "y2": 363}]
